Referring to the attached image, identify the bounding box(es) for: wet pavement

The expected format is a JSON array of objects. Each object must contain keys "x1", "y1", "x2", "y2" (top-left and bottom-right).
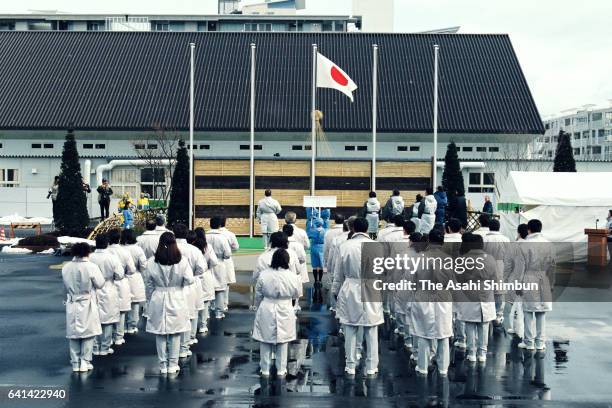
[{"x1": 1, "y1": 253, "x2": 612, "y2": 407}]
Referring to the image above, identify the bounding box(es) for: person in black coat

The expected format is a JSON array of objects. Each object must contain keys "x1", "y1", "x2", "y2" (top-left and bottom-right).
[{"x1": 451, "y1": 189, "x2": 468, "y2": 228}]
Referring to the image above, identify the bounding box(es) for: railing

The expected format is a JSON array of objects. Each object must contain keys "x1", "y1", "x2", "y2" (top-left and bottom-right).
[
  {"x1": 465, "y1": 211, "x2": 500, "y2": 232},
  {"x1": 87, "y1": 207, "x2": 168, "y2": 240}
]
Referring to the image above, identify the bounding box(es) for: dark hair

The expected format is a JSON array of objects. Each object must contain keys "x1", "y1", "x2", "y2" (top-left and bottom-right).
[
  {"x1": 107, "y1": 228, "x2": 121, "y2": 245},
  {"x1": 437, "y1": 185, "x2": 443, "y2": 192},
  {"x1": 392, "y1": 214, "x2": 404, "y2": 227},
  {"x1": 460, "y1": 233, "x2": 484, "y2": 254},
  {"x1": 155, "y1": 232, "x2": 182, "y2": 266},
  {"x1": 346, "y1": 216, "x2": 357, "y2": 232},
  {"x1": 428, "y1": 228, "x2": 444, "y2": 244},
  {"x1": 392, "y1": 189, "x2": 400, "y2": 196},
  {"x1": 146, "y1": 220, "x2": 156, "y2": 231},
  {"x1": 186, "y1": 230, "x2": 197, "y2": 244},
  {"x1": 409, "y1": 232, "x2": 427, "y2": 252},
  {"x1": 478, "y1": 213, "x2": 490, "y2": 228},
  {"x1": 173, "y1": 223, "x2": 189, "y2": 239},
  {"x1": 269, "y1": 231, "x2": 288, "y2": 249},
  {"x1": 155, "y1": 215, "x2": 165, "y2": 227},
  {"x1": 425, "y1": 187, "x2": 433, "y2": 195},
  {"x1": 517, "y1": 223, "x2": 529, "y2": 239},
  {"x1": 353, "y1": 217, "x2": 369, "y2": 233},
  {"x1": 527, "y1": 219, "x2": 542, "y2": 233},
  {"x1": 334, "y1": 213, "x2": 345, "y2": 224},
  {"x1": 191, "y1": 238, "x2": 208, "y2": 254},
  {"x1": 415, "y1": 193, "x2": 423, "y2": 202},
  {"x1": 271, "y1": 248, "x2": 290, "y2": 270},
  {"x1": 120, "y1": 228, "x2": 137, "y2": 245},
  {"x1": 282, "y1": 224, "x2": 294, "y2": 237},
  {"x1": 220, "y1": 217, "x2": 227, "y2": 227},
  {"x1": 489, "y1": 219, "x2": 501, "y2": 232},
  {"x1": 432, "y1": 223, "x2": 445, "y2": 234},
  {"x1": 194, "y1": 227, "x2": 206, "y2": 240},
  {"x1": 368, "y1": 191, "x2": 377, "y2": 198},
  {"x1": 446, "y1": 218, "x2": 462, "y2": 233},
  {"x1": 95, "y1": 234, "x2": 109, "y2": 249},
  {"x1": 71, "y1": 242, "x2": 91, "y2": 258},
  {"x1": 210, "y1": 216, "x2": 222, "y2": 230},
  {"x1": 264, "y1": 189, "x2": 272, "y2": 197},
  {"x1": 403, "y1": 220, "x2": 416, "y2": 235}
]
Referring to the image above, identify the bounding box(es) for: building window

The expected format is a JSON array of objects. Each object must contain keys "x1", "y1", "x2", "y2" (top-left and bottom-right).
[
  {"x1": 468, "y1": 172, "x2": 495, "y2": 193},
  {"x1": 87, "y1": 21, "x2": 102, "y2": 31},
  {"x1": 0, "y1": 143, "x2": 3, "y2": 148},
  {"x1": 239, "y1": 144, "x2": 262, "y2": 150},
  {"x1": 292, "y1": 145, "x2": 303, "y2": 151},
  {"x1": 582, "y1": 131, "x2": 589, "y2": 139},
  {"x1": 357, "y1": 145, "x2": 368, "y2": 151},
  {"x1": 476, "y1": 146, "x2": 486, "y2": 152},
  {"x1": 573, "y1": 148, "x2": 580, "y2": 155},
  {"x1": 0, "y1": 169, "x2": 19, "y2": 187},
  {"x1": 345, "y1": 145, "x2": 356, "y2": 151},
  {"x1": 0, "y1": 21, "x2": 16, "y2": 30},
  {"x1": 410, "y1": 146, "x2": 420, "y2": 152},
  {"x1": 322, "y1": 21, "x2": 333, "y2": 31},
  {"x1": 573, "y1": 132, "x2": 580, "y2": 139},
  {"x1": 32, "y1": 143, "x2": 41, "y2": 148},
  {"x1": 147, "y1": 144, "x2": 158, "y2": 150},
  {"x1": 304, "y1": 145, "x2": 312, "y2": 151},
  {"x1": 199, "y1": 144, "x2": 210, "y2": 150},
  {"x1": 462, "y1": 146, "x2": 473, "y2": 152},
  {"x1": 134, "y1": 144, "x2": 145, "y2": 150},
  {"x1": 488, "y1": 146, "x2": 499, "y2": 152},
  {"x1": 244, "y1": 23, "x2": 272, "y2": 32},
  {"x1": 593, "y1": 146, "x2": 602, "y2": 154},
  {"x1": 83, "y1": 144, "x2": 93, "y2": 149},
  {"x1": 152, "y1": 22, "x2": 169, "y2": 31},
  {"x1": 140, "y1": 168, "x2": 166, "y2": 199},
  {"x1": 95, "y1": 144, "x2": 106, "y2": 149},
  {"x1": 43, "y1": 143, "x2": 54, "y2": 149},
  {"x1": 544, "y1": 123, "x2": 550, "y2": 130},
  {"x1": 576, "y1": 116, "x2": 587, "y2": 124},
  {"x1": 565, "y1": 118, "x2": 572, "y2": 126},
  {"x1": 397, "y1": 146, "x2": 408, "y2": 152},
  {"x1": 592, "y1": 112, "x2": 603, "y2": 121},
  {"x1": 187, "y1": 144, "x2": 197, "y2": 150},
  {"x1": 599, "y1": 129, "x2": 605, "y2": 137}
]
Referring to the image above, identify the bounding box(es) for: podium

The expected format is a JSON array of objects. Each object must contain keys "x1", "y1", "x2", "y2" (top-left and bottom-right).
[{"x1": 584, "y1": 228, "x2": 608, "y2": 267}]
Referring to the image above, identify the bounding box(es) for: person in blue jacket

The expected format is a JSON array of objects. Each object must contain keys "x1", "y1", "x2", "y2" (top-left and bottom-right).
[
  {"x1": 433, "y1": 186, "x2": 448, "y2": 225},
  {"x1": 121, "y1": 201, "x2": 134, "y2": 230},
  {"x1": 308, "y1": 217, "x2": 326, "y2": 285}
]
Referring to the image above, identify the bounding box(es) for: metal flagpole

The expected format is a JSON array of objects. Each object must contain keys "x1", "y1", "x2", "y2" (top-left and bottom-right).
[
  {"x1": 371, "y1": 44, "x2": 378, "y2": 191},
  {"x1": 249, "y1": 43, "x2": 256, "y2": 238},
  {"x1": 311, "y1": 44, "x2": 317, "y2": 195},
  {"x1": 432, "y1": 44, "x2": 439, "y2": 190},
  {"x1": 188, "y1": 42, "x2": 195, "y2": 230}
]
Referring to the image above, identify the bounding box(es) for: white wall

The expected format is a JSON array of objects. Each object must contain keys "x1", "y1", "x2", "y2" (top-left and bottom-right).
[{"x1": 0, "y1": 187, "x2": 51, "y2": 218}]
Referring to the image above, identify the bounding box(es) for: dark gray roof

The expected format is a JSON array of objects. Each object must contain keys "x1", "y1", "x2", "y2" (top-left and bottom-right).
[{"x1": 0, "y1": 31, "x2": 544, "y2": 134}]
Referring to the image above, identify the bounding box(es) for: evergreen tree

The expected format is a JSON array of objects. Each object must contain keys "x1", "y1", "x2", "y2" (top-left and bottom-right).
[
  {"x1": 553, "y1": 130, "x2": 577, "y2": 172},
  {"x1": 167, "y1": 140, "x2": 190, "y2": 226},
  {"x1": 55, "y1": 129, "x2": 89, "y2": 236},
  {"x1": 442, "y1": 141, "x2": 465, "y2": 214}
]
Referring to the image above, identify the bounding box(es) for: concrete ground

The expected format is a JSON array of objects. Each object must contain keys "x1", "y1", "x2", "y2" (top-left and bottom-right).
[{"x1": 1, "y1": 253, "x2": 612, "y2": 407}]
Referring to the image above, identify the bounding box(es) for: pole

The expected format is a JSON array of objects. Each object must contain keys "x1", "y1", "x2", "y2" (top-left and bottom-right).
[
  {"x1": 188, "y1": 42, "x2": 195, "y2": 229},
  {"x1": 432, "y1": 44, "x2": 439, "y2": 190},
  {"x1": 371, "y1": 44, "x2": 378, "y2": 191},
  {"x1": 311, "y1": 44, "x2": 317, "y2": 195},
  {"x1": 249, "y1": 43, "x2": 256, "y2": 238}
]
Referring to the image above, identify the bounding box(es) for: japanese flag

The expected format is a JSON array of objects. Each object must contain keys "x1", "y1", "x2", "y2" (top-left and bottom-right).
[{"x1": 316, "y1": 52, "x2": 358, "y2": 102}]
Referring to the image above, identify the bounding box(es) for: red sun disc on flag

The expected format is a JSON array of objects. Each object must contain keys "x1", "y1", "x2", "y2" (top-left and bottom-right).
[{"x1": 330, "y1": 66, "x2": 349, "y2": 86}]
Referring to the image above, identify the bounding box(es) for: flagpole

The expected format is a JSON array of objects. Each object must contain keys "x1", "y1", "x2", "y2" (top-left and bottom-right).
[
  {"x1": 188, "y1": 42, "x2": 195, "y2": 230},
  {"x1": 371, "y1": 44, "x2": 378, "y2": 192},
  {"x1": 249, "y1": 43, "x2": 256, "y2": 238},
  {"x1": 311, "y1": 44, "x2": 317, "y2": 195},
  {"x1": 432, "y1": 44, "x2": 439, "y2": 190}
]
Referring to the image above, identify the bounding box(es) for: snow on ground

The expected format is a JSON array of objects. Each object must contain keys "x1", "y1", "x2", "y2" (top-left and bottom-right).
[
  {"x1": 57, "y1": 236, "x2": 95, "y2": 246},
  {"x1": 0, "y1": 213, "x2": 52, "y2": 225},
  {"x1": 1, "y1": 246, "x2": 32, "y2": 254}
]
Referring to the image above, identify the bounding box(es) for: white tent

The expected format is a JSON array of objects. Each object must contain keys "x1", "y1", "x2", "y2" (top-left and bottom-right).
[{"x1": 499, "y1": 171, "x2": 612, "y2": 262}]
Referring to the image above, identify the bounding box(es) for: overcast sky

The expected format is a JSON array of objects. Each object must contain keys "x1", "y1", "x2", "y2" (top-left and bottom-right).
[{"x1": 2, "y1": 0, "x2": 611, "y2": 117}]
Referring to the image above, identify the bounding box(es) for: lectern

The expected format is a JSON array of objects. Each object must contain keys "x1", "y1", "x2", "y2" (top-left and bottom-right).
[{"x1": 584, "y1": 228, "x2": 608, "y2": 267}]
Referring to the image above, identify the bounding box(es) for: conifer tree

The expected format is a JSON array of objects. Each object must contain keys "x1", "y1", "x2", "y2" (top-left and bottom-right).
[
  {"x1": 553, "y1": 130, "x2": 577, "y2": 172},
  {"x1": 167, "y1": 140, "x2": 190, "y2": 226}
]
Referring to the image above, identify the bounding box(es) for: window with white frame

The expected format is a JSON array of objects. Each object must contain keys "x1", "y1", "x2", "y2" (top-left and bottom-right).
[
  {"x1": 140, "y1": 167, "x2": 167, "y2": 200},
  {"x1": 0, "y1": 169, "x2": 19, "y2": 187},
  {"x1": 468, "y1": 172, "x2": 495, "y2": 193}
]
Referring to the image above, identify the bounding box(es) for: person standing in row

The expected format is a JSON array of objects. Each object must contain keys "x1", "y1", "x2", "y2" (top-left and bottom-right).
[
  {"x1": 363, "y1": 191, "x2": 381, "y2": 239},
  {"x1": 381, "y1": 189, "x2": 405, "y2": 223},
  {"x1": 252, "y1": 249, "x2": 302, "y2": 377},
  {"x1": 121, "y1": 229, "x2": 147, "y2": 334},
  {"x1": 192, "y1": 227, "x2": 219, "y2": 335},
  {"x1": 283, "y1": 224, "x2": 308, "y2": 310},
  {"x1": 377, "y1": 214, "x2": 404, "y2": 243},
  {"x1": 97, "y1": 179, "x2": 113, "y2": 220},
  {"x1": 107, "y1": 229, "x2": 136, "y2": 346},
  {"x1": 323, "y1": 213, "x2": 345, "y2": 265},
  {"x1": 285, "y1": 211, "x2": 310, "y2": 251},
  {"x1": 89, "y1": 234, "x2": 124, "y2": 356},
  {"x1": 219, "y1": 217, "x2": 239, "y2": 312},
  {"x1": 62, "y1": 242, "x2": 105, "y2": 372},
  {"x1": 137, "y1": 220, "x2": 160, "y2": 259},
  {"x1": 256, "y1": 189, "x2": 282, "y2": 248},
  {"x1": 418, "y1": 188, "x2": 437, "y2": 234},
  {"x1": 433, "y1": 186, "x2": 448, "y2": 225},
  {"x1": 207, "y1": 217, "x2": 232, "y2": 319},
  {"x1": 484, "y1": 219, "x2": 511, "y2": 325},
  {"x1": 308, "y1": 218, "x2": 326, "y2": 284},
  {"x1": 145, "y1": 232, "x2": 194, "y2": 374}
]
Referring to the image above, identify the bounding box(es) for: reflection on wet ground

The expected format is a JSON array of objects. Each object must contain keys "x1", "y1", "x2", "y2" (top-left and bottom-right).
[{"x1": 1, "y1": 254, "x2": 612, "y2": 407}]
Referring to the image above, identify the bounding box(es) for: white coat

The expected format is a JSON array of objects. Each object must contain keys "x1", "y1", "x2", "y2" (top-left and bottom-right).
[
  {"x1": 472, "y1": 227, "x2": 490, "y2": 239},
  {"x1": 453, "y1": 249, "x2": 497, "y2": 323},
  {"x1": 390, "y1": 195, "x2": 405, "y2": 216},
  {"x1": 145, "y1": 258, "x2": 194, "y2": 335},
  {"x1": 137, "y1": 230, "x2": 160, "y2": 259},
  {"x1": 326, "y1": 231, "x2": 349, "y2": 274},
  {"x1": 389, "y1": 238, "x2": 416, "y2": 317},
  {"x1": 377, "y1": 226, "x2": 404, "y2": 242},
  {"x1": 332, "y1": 233, "x2": 384, "y2": 326},
  {"x1": 207, "y1": 230, "x2": 232, "y2": 291},
  {"x1": 177, "y1": 239, "x2": 207, "y2": 315},
  {"x1": 323, "y1": 224, "x2": 345, "y2": 267},
  {"x1": 288, "y1": 237, "x2": 309, "y2": 283},
  {"x1": 62, "y1": 258, "x2": 105, "y2": 339},
  {"x1": 124, "y1": 244, "x2": 147, "y2": 302},
  {"x1": 291, "y1": 224, "x2": 311, "y2": 250},
  {"x1": 220, "y1": 227, "x2": 239, "y2": 284},
  {"x1": 364, "y1": 198, "x2": 381, "y2": 233},
  {"x1": 484, "y1": 231, "x2": 511, "y2": 295},
  {"x1": 89, "y1": 249, "x2": 124, "y2": 324},
  {"x1": 252, "y1": 267, "x2": 302, "y2": 344},
  {"x1": 108, "y1": 244, "x2": 136, "y2": 312},
  {"x1": 253, "y1": 248, "x2": 302, "y2": 298},
  {"x1": 519, "y1": 233, "x2": 555, "y2": 312},
  {"x1": 201, "y1": 245, "x2": 220, "y2": 301},
  {"x1": 418, "y1": 195, "x2": 437, "y2": 234},
  {"x1": 443, "y1": 233, "x2": 463, "y2": 243},
  {"x1": 256, "y1": 196, "x2": 282, "y2": 234}
]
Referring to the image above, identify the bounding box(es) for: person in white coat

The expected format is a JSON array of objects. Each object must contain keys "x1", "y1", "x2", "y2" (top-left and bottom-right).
[
  {"x1": 377, "y1": 214, "x2": 405, "y2": 243},
  {"x1": 484, "y1": 219, "x2": 511, "y2": 325},
  {"x1": 455, "y1": 233, "x2": 497, "y2": 363},
  {"x1": 410, "y1": 229, "x2": 454, "y2": 376},
  {"x1": 107, "y1": 229, "x2": 136, "y2": 346},
  {"x1": 136, "y1": 220, "x2": 159, "y2": 259},
  {"x1": 89, "y1": 234, "x2": 124, "y2": 356},
  {"x1": 418, "y1": 194, "x2": 437, "y2": 234},
  {"x1": 256, "y1": 189, "x2": 282, "y2": 248},
  {"x1": 332, "y1": 218, "x2": 384, "y2": 376},
  {"x1": 503, "y1": 223, "x2": 529, "y2": 337},
  {"x1": 207, "y1": 217, "x2": 233, "y2": 319},
  {"x1": 443, "y1": 218, "x2": 466, "y2": 349},
  {"x1": 252, "y1": 249, "x2": 302, "y2": 377},
  {"x1": 381, "y1": 189, "x2": 405, "y2": 222},
  {"x1": 283, "y1": 224, "x2": 308, "y2": 311},
  {"x1": 326, "y1": 218, "x2": 353, "y2": 312},
  {"x1": 363, "y1": 192, "x2": 381, "y2": 239},
  {"x1": 517, "y1": 219, "x2": 555, "y2": 351},
  {"x1": 145, "y1": 232, "x2": 194, "y2": 374},
  {"x1": 121, "y1": 229, "x2": 147, "y2": 334},
  {"x1": 192, "y1": 228, "x2": 219, "y2": 334},
  {"x1": 253, "y1": 232, "x2": 302, "y2": 283},
  {"x1": 472, "y1": 213, "x2": 491, "y2": 239},
  {"x1": 173, "y1": 223, "x2": 207, "y2": 357},
  {"x1": 220, "y1": 217, "x2": 239, "y2": 311},
  {"x1": 323, "y1": 213, "x2": 345, "y2": 265},
  {"x1": 62, "y1": 243, "x2": 105, "y2": 372},
  {"x1": 285, "y1": 211, "x2": 310, "y2": 250}
]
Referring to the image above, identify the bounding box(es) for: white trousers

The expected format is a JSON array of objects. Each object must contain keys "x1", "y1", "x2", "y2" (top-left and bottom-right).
[
  {"x1": 199, "y1": 301, "x2": 210, "y2": 329},
  {"x1": 259, "y1": 342, "x2": 288, "y2": 375},
  {"x1": 417, "y1": 337, "x2": 450, "y2": 373},
  {"x1": 113, "y1": 311, "x2": 126, "y2": 340},
  {"x1": 465, "y1": 321, "x2": 490, "y2": 358},
  {"x1": 127, "y1": 302, "x2": 141, "y2": 330},
  {"x1": 523, "y1": 311, "x2": 546, "y2": 348},
  {"x1": 504, "y1": 301, "x2": 524, "y2": 337},
  {"x1": 156, "y1": 333, "x2": 181, "y2": 369},
  {"x1": 94, "y1": 324, "x2": 114, "y2": 352},
  {"x1": 215, "y1": 290, "x2": 227, "y2": 315},
  {"x1": 69, "y1": 337, "x2": 95, "y2": 368},
  {"x1": 344, "y1": 325, "x2": 378, "y2": 372}
]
